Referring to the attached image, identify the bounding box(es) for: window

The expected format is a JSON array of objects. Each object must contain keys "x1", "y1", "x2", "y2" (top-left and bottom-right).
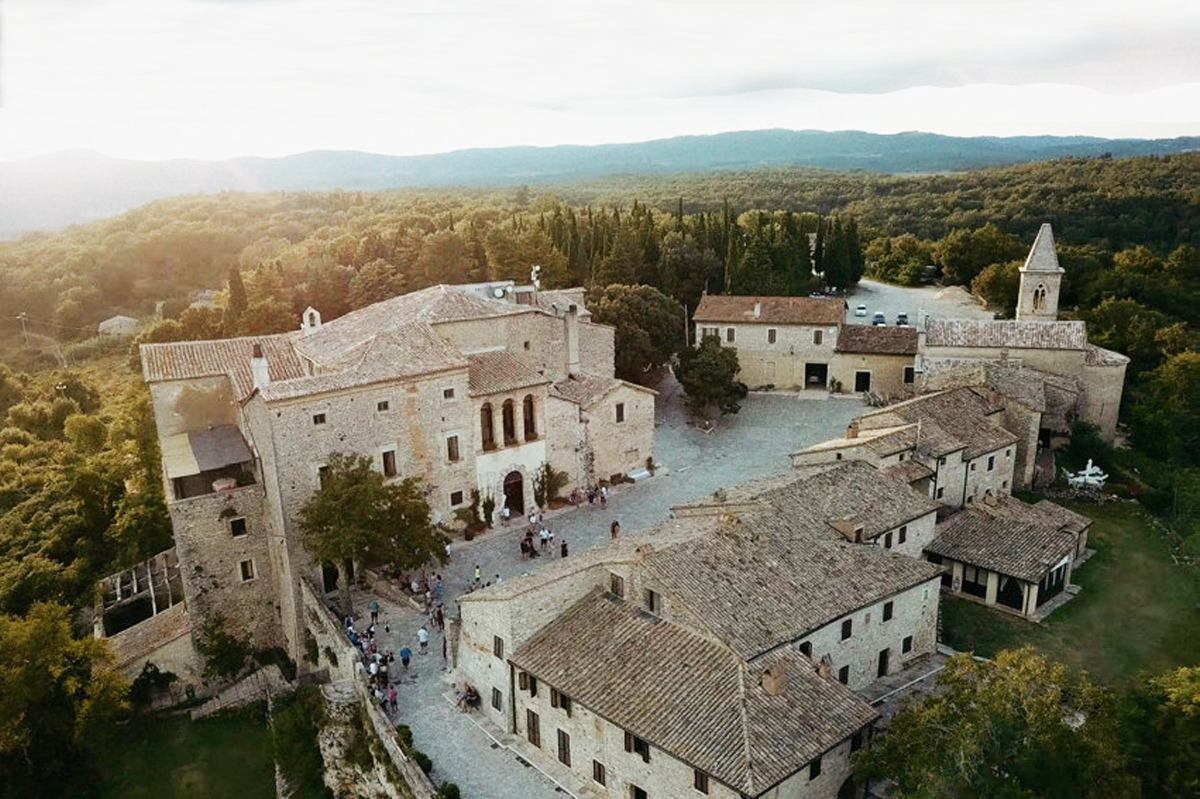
[
  {"x1": 1002, "y1": 480, "x2": 1009, "y2": 489},
  {"x1": 450, "y1": 490, "x2": 465, "y2": 506},
  {"x1": 884, "y1": 532, "x2": 893, "y2": 549},
  {"x1": 694, "y1": 769, "x2": 710, "y2": 794},
  {"x1": 904, "y1": 366, "x2": 915, "y2": 384},
  {"x1": 610, "y1": 573, "x2": 625, "y2": 598},
  {"x1": 443, "y1": 387, "x2": 455, "y2": 400},
  {"x1": 592, "y1": 760, "x2": 606, "y2": 786},
  {"x1": 615, "y1": 402, "x2": 625, "y2": 423},
  {"x1": 899, "y1": 525, "x2": 907, "y2": 544},
  {"x1": 632, "y1": 787, "x2": 648, "y2": 799},
  {"x1": 493, "y1": 636, "x2": 504, "y2": 659},
  {"x1": 318, "y1": 465, "x2": 331, "y2": 488},
  {"x1": 854, "y1": 370, "x2": 871, "y2": 392},
  {"x1": 899, "y1": 452, "x2": 905, "y2": 461},
  {"x1": 446, "y1": 435, "x2": 460, "y2": 462},
  {"x1": 798, "y1": 641, "x2": 812, "y2": 657},
  {"x1": 644, "y1": 588, "x2": 661, "y2": 614},
  {"x1": 903, "y1": 635, "x2": 913, "y2": 654},
  {"x1": 377, "y1": 400, "x2": 390, "y2": 412},
  {"x1": 492, "y1": 687, "x2": 502, "y2": 710},
  {"x1": 382, "y1": 450, "x2": 397, "y2": 477},
  {"x1": 625, "y1": 731, "x2": 651, "y2": 763},
  {"x1": 557, "y1": 729, "x2": 571, "y2": 766},
  {"x1": 529, "y1": 675, "x2": 538, "y2": 697},
  {"x1": 502, "y1": 400, "x2": 517, "y2": 445},
  {"x1": 841, "y1": 619, "x2": 852, "y2": 640},
  {"x1": 838, "y1": 665, "x2": 850, "y2": 684},
  {"x1": 809, "y1": 755, "x2": 822, "y2": 780},
  {"x1": 523, "y1": 340, "x2": 531, "y2": 351},
  {"x1": 312, "y1": 412, "x2": 326, "y2": 426},
  {"x1": 767, "y1": 328, "x2": 777, "y2": 344},
  {"x1": 526, "y1": 710, "x2": 540, "y2": 747},
  {"x1": 936, "y1": 487, "x2": 945, "y2": 499},
  {"x1": 970, "y1": 461, "x2": 977, "y2": 471},
  {"x1": 850, "y1": 731, "x2": 863, "y2": 752},
  {"x1": 523, "y1": 395, "x2": 537, "y2": 439},
  {"x1": 229, "y1": 517, "x2": 247, "y2": 538},
  {"x1": 518, "y1": 671, "x2": 528, "y2": 690},
  {"x1": 813, "y1": 329, "x2": 823, "y2": 346},
  {"x1": 239, "y1": 559, "x2": 255, "y2": 581},
  {"x1": 726, "y1": 327, "x2": 735, "y2": 343},
  {"x1": 550, "y1": 688, "x2": 572, "y2": 716},
  {"x1": 987, "y1": 455, "x2": 996, "y2": 472},
  {"x1": 1006, "y1": 448, "x2": 1012, "y2": 457},
  {"x1": 480, "y1": 403, "x2": 495, "y2": 450},
  {"x1": 883, "y1": 601, "x2": 894, "y2": 621}
]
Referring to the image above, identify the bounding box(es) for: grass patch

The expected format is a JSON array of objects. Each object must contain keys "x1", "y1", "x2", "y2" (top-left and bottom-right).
[
  {"x1": 942, "y1": 499, "x2": 1200, "y2": 685},
  {"x1": 100, "y1": 703, "x2": 275, "y2": 799}
]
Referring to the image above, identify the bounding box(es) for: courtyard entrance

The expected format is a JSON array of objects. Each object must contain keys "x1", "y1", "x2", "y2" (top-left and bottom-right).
[
  {"x1": 503, "y1": 471, "x2": 525, "y2": 515},
  {"x1": 804, "y1": 362, "x2": 828, "y2": 389}
]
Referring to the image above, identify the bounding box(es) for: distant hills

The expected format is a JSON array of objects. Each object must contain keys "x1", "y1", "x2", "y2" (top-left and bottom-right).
[{"x1": 1, "y1": 129, "x2": 1195, "y2": 240}]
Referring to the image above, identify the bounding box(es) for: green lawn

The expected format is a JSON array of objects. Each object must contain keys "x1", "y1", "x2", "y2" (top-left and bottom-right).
[
  {"x1": 941, "y1": 499, "x2": 1200, "y2": 685},
  {"x1": 100, "y1": 703, "x2": 275, "y2": 799}
]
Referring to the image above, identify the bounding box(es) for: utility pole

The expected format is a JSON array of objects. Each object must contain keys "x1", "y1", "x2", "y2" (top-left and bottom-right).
[{"x1": 16, "y1": 312, "x2": 28, "y2": 345}]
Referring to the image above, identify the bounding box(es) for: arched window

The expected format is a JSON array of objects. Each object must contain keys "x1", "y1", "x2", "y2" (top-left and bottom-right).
[
  {"x1": 523, "y1": 394, "x2": 537, "y2": 439},
  {"x1": 502, "y1": 399, "x2": 517, "y2": 446},
  {"x1": 480, "y1": 403, "x2": 495, "y2": 450},
  {"x1": 1033, "y1": 284, "x2": 1046, "y2": 311}
]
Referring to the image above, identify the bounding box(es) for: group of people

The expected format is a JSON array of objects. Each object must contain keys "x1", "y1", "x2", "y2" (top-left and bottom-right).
[
  {"x1": 568, "y1": 485, "x2": 609, "y2": 508},
  {"x1": 518, "y1": 512, "x2": 569, "y2": 560},
  {"x1": 344, "y1": 599, "x2": 437, "y2": 718}
]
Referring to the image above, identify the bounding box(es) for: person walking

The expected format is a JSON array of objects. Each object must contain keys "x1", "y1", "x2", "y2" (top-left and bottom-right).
[
  {"x1": 600, "y1": 485, "x2": 608, "y2": 507},
  {"x1": 435, "y1": 604, "x2": 445, "y2": 631},
  {"x1": 611, "y1": 520, "x2": 621, "y2": 539},
  {"x1": 369, "y1": 599, "x2": 380, "y2": 624},
  {"x1": 539, "y1": 526, "x2": 549, "y2": 551},
  {"x1": 417, "y1": 625, "x2": 430, "y2": 655},
  {"x1": 473, "y1": 564, "x2": 481, "y2": 583},
  {"x1": 560, "y1": 539, "x2": 569, "y2": 558},
  {"x1": 400, "y1": 646, "x2": 412, "y2": 672},
  {"x1": 388, "y1": 686, "x2": 398, "y2": 713},
  {"x1": 435, "y1": 576, "x2": 444, "y2": 604}
]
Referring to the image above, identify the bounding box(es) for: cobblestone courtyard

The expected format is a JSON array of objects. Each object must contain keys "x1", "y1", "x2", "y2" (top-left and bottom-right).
[{"x1": 364, "y1": 380, "x2": 865, "y2": 798}]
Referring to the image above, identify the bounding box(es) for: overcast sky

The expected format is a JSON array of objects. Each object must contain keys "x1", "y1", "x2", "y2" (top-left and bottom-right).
[{"x1": 2, "y1": 0, "x2": 1197, "y2": 162}]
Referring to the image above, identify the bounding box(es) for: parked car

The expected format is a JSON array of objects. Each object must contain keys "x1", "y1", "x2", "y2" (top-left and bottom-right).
[
  {"x1": 872, "y1": 311, "x2": 886, "y2": 326},
  {"x1": 896, "y1": 312, "x2": 909, "y2": 326},
  {"x1": 855, "y1": 304, "x2": 868, "y2": 317}
]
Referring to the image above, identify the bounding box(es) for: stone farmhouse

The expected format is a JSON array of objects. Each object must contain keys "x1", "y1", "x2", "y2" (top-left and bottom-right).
[
  {"x1": 695, "y1": 223, "x2": 1128, "y2": 442},
  {"x1": 135, "y1": 281, "x2": 655, "y2": 666},
  {"x1": 457, "y1": 464, "x2": 946, "y2": 799}
]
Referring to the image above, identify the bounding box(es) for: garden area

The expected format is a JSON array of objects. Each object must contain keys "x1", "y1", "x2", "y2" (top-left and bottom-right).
[{"x1": 941, "y1": 498, "x2": 1200, "y2": 685}]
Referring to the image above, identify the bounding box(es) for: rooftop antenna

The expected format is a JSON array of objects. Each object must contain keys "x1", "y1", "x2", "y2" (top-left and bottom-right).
[{"x1": 530, "y1": 264, "x2": 541, "y2": 291}]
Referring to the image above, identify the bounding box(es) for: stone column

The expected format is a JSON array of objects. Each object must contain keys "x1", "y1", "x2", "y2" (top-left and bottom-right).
[{"x1": 985, "y1": 570, "x2": 999, "y2": 606}]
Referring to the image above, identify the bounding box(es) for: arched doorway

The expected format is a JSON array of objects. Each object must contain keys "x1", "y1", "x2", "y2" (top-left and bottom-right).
[{"x1": 503, "y1": 471, "x2": 524, "y2": 515}]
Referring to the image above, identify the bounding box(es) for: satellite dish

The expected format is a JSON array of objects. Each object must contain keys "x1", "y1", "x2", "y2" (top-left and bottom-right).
[{"x1": 493, "y1": 287, "x2": 505, "y2": 298}]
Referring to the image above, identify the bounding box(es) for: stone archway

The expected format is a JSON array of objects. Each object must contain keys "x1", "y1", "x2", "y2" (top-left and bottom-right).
[{"x1": 503, "y1": 471, "x2": 525, "y2": 515}]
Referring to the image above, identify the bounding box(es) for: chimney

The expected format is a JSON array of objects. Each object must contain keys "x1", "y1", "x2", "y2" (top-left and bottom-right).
[
  {"x1": 760, "y1": 662, "x2": 788, "y2": 697},
  {"x1": 846, "y1": 420, "x2": 859, "y2": 439},
  {"x1": 753, "y1": 300, "x2": 761, "y2": 319},
  {"x1": 251, "y1": 343, "x2": 270, "y2": 390},
  {"x1": 565, "y1": 304, "x2": 580, "y2": 376}
]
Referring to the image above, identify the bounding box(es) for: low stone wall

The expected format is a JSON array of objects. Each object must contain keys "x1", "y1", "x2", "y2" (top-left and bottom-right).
[{"x1": 101, "y1": 602, "x2": 203, "y2": 688}]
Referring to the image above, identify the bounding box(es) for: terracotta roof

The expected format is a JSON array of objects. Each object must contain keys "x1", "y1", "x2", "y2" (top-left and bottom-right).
[
  {"x1": 835, "y1": 324, "x2": 918, "y2": 355},
  {"x1": 694, "y1": 295, "x2": 845, "y2": 326},
  {"x1": 140, "y1": 333, "x2": 306, "y2": 401},
  {"x1": 644, "y1": 521, "x2": 944, "y2": 659},
  {"x1": 260, "y1": 325, "x2": 467, "y2": 401},
  {"x1": 549, "y1": 372, "x2": 621, "y2": 406},
  {"x1": 1021, "y1": 223, "x2": 1064, "y2": 274},
  {"x1": 928, "y1": 498, "x2": 1081, "y2": 582},
  {"x1": 925, "y1": 319, "x2": 1088, "y2": 351},
  {"x1": 880, "y1": 460, "x2": 935, "y2": 485},
  {"x1": 511, "y1": 590, "x2": 876, "y2": 796},
  {"x1": 859, "y1": 388, "x2": 1017, "y2": 460},
  {"x1": 467, "y1": 350, "x2": 549, "y2": 397}
]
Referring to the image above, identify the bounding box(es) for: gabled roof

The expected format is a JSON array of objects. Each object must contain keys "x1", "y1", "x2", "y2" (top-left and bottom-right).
[
  {"x1": 925, "y1": 319, "x2": 1088, "y2": 351},
  {"x1": 511, "y1": 589, "x2": 877, "y2": 797},
  {"x1": 858, "y1": 388, "x2": 1017, "y2": 460},
  {"x1": 549, "y1": 371, "x2": 657, "y2": 407},
  {"x1": 835, "y1": 324, "x2": 918, "y2": 356},
  {"x1": 694, "y1": 295, "x2": 845, "y2": 326},
  {"x1": 1021, "y1": 223, "x2": 1064, "y2": 274},
  {"x1": 467, "y1": 350, "x2": 549, "y2": 397},
  {"x1": 141, "y1": 333, "x2": 306, "y2": 401},
  {"x1": 1084, "y1": 343, "x2": 1130, "y2": 367}
]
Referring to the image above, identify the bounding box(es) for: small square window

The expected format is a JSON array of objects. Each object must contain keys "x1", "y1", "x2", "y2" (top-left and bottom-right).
[
  {"x1": 493, "y1": 636, "x2": 504, "y2": 659},
  {"x1": 624, "y1": 731, "x2": 651, "y2": 762},
  {"x1": 899, "y1": 525, "x2": 907, "y2": 544},
  {"x1": 970, "y1": 462, "x2": 977, "y2": 472},
  {"x1": 798, "y1": 641, "x2": 812, "y2": 657},
  {"x1": 318, "y1": 465, "x2": 331, "y2": 488},
  {"x1": 838, "y1": 665, "x2": 850, "y2": 684},
  {"x1": 447, "y1": 435, "x2": 460, "y2": 462},
  {"x1": 884, "y1": 532, "x2": 893, "y2": 549},
  {"x1": 312, "y1": 413, "x2": 326, "y2": 426},
  {"x1": 904, "y1": 366, "x2": 915, "y2": 384},
  {"x1": 615, "y1": 402, "x2": 626, "y2": 423},
  {"x1": 382, "y1": 450, "x2": 397, "y2": 477},
  {"x1": 592, "y1": 760, "x2": 606, "y2": 785},
  {"x1": 610, "y1": 573, "x2": 625, "y2": 598},
  {"x1": 529, "y1": 675, "x2": 538, "y2": 697},
  {"x1": 883, "y1": 601, "x2": 894, "y2": 621},
  {"x1": 443, "y1": 387, "x2": 455, "y2": 400},
  {"x1": 450, "y1": 490, "x2": 465, "y2": 506},
  {"x1": 809, "y1": 755, "x2": 822, "y2": 780},
  {"x1": 841, "y1": 619, "x2": 852, "y2": 640},
  {"x1": 936, "y1": 487, "x2": 945, "y2": 499},
  {"x1": 239, "y1": 559, "x2": 255, "y2": 581},
  {"x1": 694, "y1": 769, "x2": 710, "y2": 793},
  {"x1": 987, "y1": 455, "x2": 996, "y2": 472},
  {"x1": 1003, "y1": 480, "x2": 1009, "y2": 489},
  {"x1": 903, "y1": 635, "x2": 913, "y2": 654},
  {"x1": 518, "y1": 672, "x2": 528, "y2": 690},
  {"x1": 726, "y1": 327, "x2": 735, "y2": 343},
  {"x1": 644, "y1": 588, "x2": 661, "y2": 615},
  {"x1": 1006, "y1": 448, "x2": 1012, "y2": 457},
  {"x1": 523, "y1": 341, "x2": 531, "y2": 351},
  {"x1": 377, "y1": 400, "x2": 390, "y2": 412},
  {"x1": 813, "y1": 329, "x2": 823, "y2": 346},
  {"x1": 767, "y1": 328, "x2": 777, "y2": 344},
  {"x1": 492, "y1": 687, "x2": 502, "y2": 710},
  {"x1": 229, "y1": 517, "x2": 247, "y2": 538}
]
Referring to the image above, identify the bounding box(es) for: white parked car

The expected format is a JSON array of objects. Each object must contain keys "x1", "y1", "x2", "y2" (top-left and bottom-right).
[{"x1": 854, "y1": 304, "x2": 868, "y2": 317}]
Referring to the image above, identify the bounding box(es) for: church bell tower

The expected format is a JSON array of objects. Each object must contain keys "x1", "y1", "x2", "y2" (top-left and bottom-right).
[{"x1": 1016, "y1": 223, "x2": 1064, "y2": 322}]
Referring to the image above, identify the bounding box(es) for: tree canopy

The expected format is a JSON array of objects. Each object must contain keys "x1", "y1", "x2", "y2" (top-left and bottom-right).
[
  {"x1": 589, "y1": 284, "x2": 686, "y2": 384},
  {"x1": 675, "y1": 335, "x2": 747, "y2": 420}
]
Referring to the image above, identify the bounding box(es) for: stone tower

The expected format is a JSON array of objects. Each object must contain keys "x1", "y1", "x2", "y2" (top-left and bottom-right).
[{"x1": 1015, "y1": 223, "x2": 1064, "y2": 322}]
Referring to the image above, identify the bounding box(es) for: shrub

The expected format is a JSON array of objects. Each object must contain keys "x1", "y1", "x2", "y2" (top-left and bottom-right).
[
  {"x1": 412, "y1": 750, "x2": 433, "y2": 774},
  {"x1": 438, "y1": 783, "x2": 461, "y2": 799}
]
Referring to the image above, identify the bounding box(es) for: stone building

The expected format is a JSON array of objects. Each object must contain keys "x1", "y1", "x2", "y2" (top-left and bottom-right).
[
  {"x1": 693, "y1": 295, "x2": 846, "y2": 389},
  {"x1": 98, "y1": 314, "x2": 139, "y2": 337},
  {"x1": 830, "y1": 324, "x2": 917, "y2": 397},
  {"x1": 138, "y1": 281, "x2": 654, "y2": 663},
  {"x1": 457, "y1": 468, "x2": 945, "y2": 799}
]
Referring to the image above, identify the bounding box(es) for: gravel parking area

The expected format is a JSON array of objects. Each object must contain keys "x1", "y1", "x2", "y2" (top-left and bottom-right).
[{"x1": 846, "y1": 279, "x2": 994, "y2": 325}]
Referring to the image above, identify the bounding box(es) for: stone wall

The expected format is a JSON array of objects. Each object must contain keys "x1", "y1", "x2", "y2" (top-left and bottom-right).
[
  {"x1": 1080, "y1": 360, "x2": 1126, "y2": 442},
  {"x1": 586, "y1": 383, "x2": 656, "y2": 482},
  {"x1": 830, "y1": 352, "x2": 915, "y2": 398},
  {"x1": 697, "y1": 322, "x2": 839, "y2": 389},
  {"x1": 102, "y1": 602, "x2": 204, "y2": 686},
  {"x1": 545, "y1": 396, "x2": 587, "y2": 488},
  {"x1": 577, "y1": 321, "x2": 616, "y2": 378},
  {"x1": 299, "y1": 578, "x2": 358, "y2": 683},
  {"x1": 998, "y1": 402, "x2": 1041, "y2": 489},
  {"x1": 962, "y1": 446, "x2": 1016, "y2": 506}
]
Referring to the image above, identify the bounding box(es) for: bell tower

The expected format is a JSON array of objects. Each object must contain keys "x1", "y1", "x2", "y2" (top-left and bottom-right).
[{"x1": 1016, "y1": 223, "x2": 1063, "y2": 322}]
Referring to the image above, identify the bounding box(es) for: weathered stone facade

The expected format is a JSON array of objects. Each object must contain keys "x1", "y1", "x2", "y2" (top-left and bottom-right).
[{"x1": 830, "y1": 351, "x2": 914, "y2": 397}]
